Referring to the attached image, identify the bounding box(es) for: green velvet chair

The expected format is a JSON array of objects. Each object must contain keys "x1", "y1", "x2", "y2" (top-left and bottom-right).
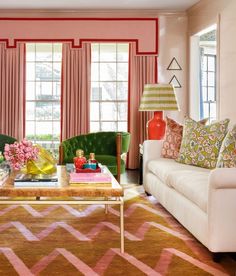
[
  {"x1": 59, "y1": 132, "x2": 130, "y2": 182},
  {"x1": 0, "y1": 134, "x2": 17, "y2": 153}
]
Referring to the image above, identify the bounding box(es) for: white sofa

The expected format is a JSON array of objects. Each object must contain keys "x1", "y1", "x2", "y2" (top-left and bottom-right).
[{"x1": 143, "y1": 140, "x2": 236, "y2": 253}]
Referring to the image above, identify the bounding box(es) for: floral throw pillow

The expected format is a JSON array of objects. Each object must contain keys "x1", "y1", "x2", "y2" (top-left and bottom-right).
[
  {"x1": 161, "y1": 117, "x2": 208, "y2": 159},
  {"x1": 176, "y1": 117, "x2": 230, "y2": 169},
  {"x1": 216, "y1": 125, "x2": 236, "y2": 168},
  {"x1": 161, "y1": 117, "x2": 183, "y2": 159}
]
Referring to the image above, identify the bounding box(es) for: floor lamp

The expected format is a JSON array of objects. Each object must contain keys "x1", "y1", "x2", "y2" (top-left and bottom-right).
[{"x1": 139, "y1": 84, "x2": 179, "y2": 140}]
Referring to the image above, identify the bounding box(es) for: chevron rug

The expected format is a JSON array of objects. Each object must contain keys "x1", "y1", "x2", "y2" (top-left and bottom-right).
[{"x1": 0, "y1": 186, "x2": 235, "y2": 275}]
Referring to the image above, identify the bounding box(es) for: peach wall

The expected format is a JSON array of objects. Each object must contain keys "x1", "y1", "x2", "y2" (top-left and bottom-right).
[
  {"x1": 188, "y1": 0, "x2": 236, "y2": 122},
  {"x1": 158, "y1": 15, "x2": 188, "y2": 123},
  {"x1": 0, "y1": 18, "x2": 157, "y2": 54}
]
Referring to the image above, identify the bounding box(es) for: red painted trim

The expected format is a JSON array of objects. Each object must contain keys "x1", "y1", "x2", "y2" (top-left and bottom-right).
[
  {"x1": 0, "y1": 17, "x2": 158, "y2": 55},
  {"x1": 0, "y1": 17, "x2": 157, "y2": 21},
  {"x1": 126, "y1": 43, "x2": 132, "y2": 167},
  {"x1": 60, "y1": 46, "x2": 64, "y2": 143},
  {"x1": 22, "y1": 43, "x2": 26, "y2": 139}
]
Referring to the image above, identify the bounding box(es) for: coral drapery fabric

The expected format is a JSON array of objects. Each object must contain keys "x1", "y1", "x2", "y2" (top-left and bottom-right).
[
  {"x1": 127, "y1": 43, "x2": 157, "y2": 169},
  {"x1": 61, "y1": 43, "x2": 91, "y2": 141},
  {"x1": 0, "y1": 43, "x2": 25, "y2": 140}
]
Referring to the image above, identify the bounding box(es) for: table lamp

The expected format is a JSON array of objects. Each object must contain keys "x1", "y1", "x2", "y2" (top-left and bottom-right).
[{"x1": 139, "y1": 83, "x2": 179, "y2": 140}]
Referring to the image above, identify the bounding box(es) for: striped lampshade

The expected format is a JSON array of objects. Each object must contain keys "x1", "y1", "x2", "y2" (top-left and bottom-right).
[{"x1": 139, "y1": 84, "x2": 179, "y2": 111}]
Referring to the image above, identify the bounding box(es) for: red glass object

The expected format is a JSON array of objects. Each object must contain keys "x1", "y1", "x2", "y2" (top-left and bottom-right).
[
  {"x1": 147, "y1": 111, "x2": 166, "y2": 140},
  {"x1": 73, "y1": 154, "x2": 87, "y2": 170}
]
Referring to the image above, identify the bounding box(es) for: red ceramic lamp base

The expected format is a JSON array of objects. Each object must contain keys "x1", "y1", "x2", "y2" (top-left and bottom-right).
[{"x1": 147, "y1": 111, "x2": 166, "y2": 140}]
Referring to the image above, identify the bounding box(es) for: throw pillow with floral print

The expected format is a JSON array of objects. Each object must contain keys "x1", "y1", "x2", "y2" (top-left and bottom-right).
[
  {"x1": 162, "y1": 117, "x2": 208, "y2": 159},
  {"x1": 216, "y1": 125, "x2": 236, "y2": 168},
  {"x1": 176, "y1": 117, "x2": 230, "y2": 169}
]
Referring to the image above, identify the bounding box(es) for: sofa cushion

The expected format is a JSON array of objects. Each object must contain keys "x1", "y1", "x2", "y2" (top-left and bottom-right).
[
  {"x1": 166, "y1": 170, "x2": 209, "y2": 213},
  {"x1": 217, "y1": 125, "x2": 236, "y2": 168},
  {"x1": 176, "y1": 117, "x2": 229, "y2": 169},
  {"x1": 148, "y1": 158, "x2": 208, "y2": 183}
]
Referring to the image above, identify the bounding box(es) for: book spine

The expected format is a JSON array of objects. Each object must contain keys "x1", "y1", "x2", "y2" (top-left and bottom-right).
[{"x1": 14, "y1": 182, "x2": 58, "y2": 187}]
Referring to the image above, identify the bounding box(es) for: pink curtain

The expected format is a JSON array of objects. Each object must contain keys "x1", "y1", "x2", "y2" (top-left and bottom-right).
[
  {"x1": 128, "y1": 43, "x2": 157, "y2": 169},
  {"x1": 61, "y1": 43, "x2": 91, "y2": 141},
  {"x1": 0, "y1": 43, "x2": 25, "y2": 140}
]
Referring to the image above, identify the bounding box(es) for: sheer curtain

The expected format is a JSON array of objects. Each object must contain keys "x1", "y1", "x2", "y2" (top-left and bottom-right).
[
  {"x1": 61, "y1": 43, "x2": 91, "y2": 141},
  {"x1": 0, "y1": 43, "x2": 25, "y2": 140},
  {"x1": 128, "y1": 43, "x2": 157, "y2": 169}
]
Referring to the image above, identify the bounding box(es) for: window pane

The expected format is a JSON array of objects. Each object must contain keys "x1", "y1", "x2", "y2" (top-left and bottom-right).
[
  {"x1": 91, "y1": 44, "x2": 99, "y2": 62},
  {"x1": 91, "y1": 63, "x2": 99, "y2": 81},
  {"x1": 208, "y1": 72, "x2": 215, "y2": 86},
  {"x1": 91, "y1": 102, "x2": 99, "y2": 120},
  {"x1": 203, "y1": 103, "x2": 209, "y2": 118},
  {"x1": 202, "y1": 87, "x2": 207, "y2": 102},
  {"x1": 36, "y1": 43, "x2": 53, "y2": 61},
  {"x1": 100, "y1": 44, "x2": 116, "y2": 62},
  {"x1": 53, "y1": 44, "x2": 62, "y2": 61},
  {"x1": 208, "y1": 87, "x2": 215, "y2": 101},
  {"x1": 36, "y1": 82, "x2": 53, "y2": 100},
  {"x1": 91, "y1": 83, "x2": 100, "y2": 100},
  {"x1": 36, "y1": 63, "x2": 53, "y2": 81},
  {"x1": 53, "y1": 63, "x2": 61, "y2": 80},
  {"x1": 26, "y1": 63, "x2": 35, "y2": 81},
  {"x1": 208, "y1": 56, "x2": 215, "y2": 71},
  {"x1": 26, "y1": 122, "x2": 35, "y2": 137},
  {"x1": 202, "y1": 56, "x2": 207, "y2": 71},
  {"x1": 26, "y1": 82, "x2": 35, "y2": 100},
  {"x1": 210, "y1": 102, "x2": 216, "y2": 119},
  {"x1": 26, "y1": 102, "x2": 35, "y2": 120},
  {"x1": 53, "y1": 82, "x2": 61, "y2": 100},
  {"x1": 118, "y1": 103, "x2": 127, "y2": 120},
  {"x1": 36, "y1": 102, "x2": 53, "y2": 120},
  {"x1": 52, "y1": 121, "x2": 60, "y2": 138},
  {"x1": 117, "y1": 63, "x2": 128, "y2": 81},
  {"x1": 35, "y1": 122, "x2": 52, "y2": 135},
  {"x1": 118, "y1": 122, "x2": 127, "y2": 131},
  {"x1": 26, "y1": 44, "x2": 35, "y2": 61},
  {"x1": 53, "y1": 102, "x2": 60, "y2": 120},
  {"x1": 117, "y1": 44, "x2": 129, "y2": 62},
  {"x1": 100, "y1": 82, "x2": 116, "y2": 100},
  {"x1": 202, "y1": 72, "x2": 207, "y2": 86},
  {"x1": 101, "y1": 122, "x2": 117, "y2": 131},
  {"x1": 100, "y1": 63, "x2": 116, "y2": 81},
  {"x1": 117, "y1": 82, "x2": 128, "y2": 100},
  {"x1": 101, "y1": 102, "x2": 117, "y2": 121},
  {"x1": 90, "y1": 122, "x2": 100, "y2": 132}
]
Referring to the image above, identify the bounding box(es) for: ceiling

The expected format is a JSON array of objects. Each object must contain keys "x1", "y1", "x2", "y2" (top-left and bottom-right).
[{"x1": 0, "y1": 0, "x2": 200, "y2": 11}]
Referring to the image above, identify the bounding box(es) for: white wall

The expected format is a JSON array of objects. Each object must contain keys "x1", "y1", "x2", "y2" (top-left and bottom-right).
[
  {"x1": 188, "y1": 0, "x2": 236, "y2": 123},
  {"x1": 158, "y1": 14, "x2": 188, "y2": 123}
]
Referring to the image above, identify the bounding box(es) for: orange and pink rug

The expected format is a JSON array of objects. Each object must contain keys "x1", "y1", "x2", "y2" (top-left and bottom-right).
[{"x1": 0, "y1": 191, "x2": 235, "y2": 275}]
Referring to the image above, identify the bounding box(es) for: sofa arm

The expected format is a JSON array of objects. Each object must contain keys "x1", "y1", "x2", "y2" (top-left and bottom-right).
[
  {"x1": 208, "y1": 167, "x2": 236, "y2": 252},
  {"x1": 209, "y1": 168, "x2": 236, "y2": 189},
  {"x1": 143, "y1": 140, "x2": 163, "y2": 182}
]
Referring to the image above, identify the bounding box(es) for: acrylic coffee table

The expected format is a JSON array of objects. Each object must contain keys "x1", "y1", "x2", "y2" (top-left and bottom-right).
[{"x1": 0, "y1": 166, "x2": 125, "y2": 253}]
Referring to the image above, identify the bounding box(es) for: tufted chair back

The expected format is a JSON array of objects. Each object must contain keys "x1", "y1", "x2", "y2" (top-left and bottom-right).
[
  {"x1": 0, "y1": 134, "x2": 17, "y2": 153},
  {"x1": 59, "y1": 132, "x2": 130, "y2": 181}
]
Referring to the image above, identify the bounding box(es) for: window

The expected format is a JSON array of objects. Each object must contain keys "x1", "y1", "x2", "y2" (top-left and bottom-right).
[
  {"x1": 25, "y1": 43, "x2": 62, "y2": 158},
  {"x1": 90, "y1": 43, "x2": 129, "y2": 132},
  {"x1": 200, "y1": 54, "x2": 216, "y2": 122},
  {"x1": 199, "y1": 28, "x2": 217, "y2": 122}
]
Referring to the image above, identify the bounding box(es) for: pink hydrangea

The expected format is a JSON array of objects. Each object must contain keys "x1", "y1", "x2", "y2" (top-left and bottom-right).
[{"x1": 4, "y1": 139, "x2": 39, "y2": 170}]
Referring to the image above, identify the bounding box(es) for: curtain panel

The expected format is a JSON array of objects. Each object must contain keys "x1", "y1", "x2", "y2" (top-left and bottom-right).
[
  {"x1": 128, "y1": 43, "x2": 157, "y2": 169},
  {"x1": 61, "y1": 43, "x2": 91, "y2": 141},
  {"x1": 0, "y1": 43, "x2": 25, "y2": 141}
]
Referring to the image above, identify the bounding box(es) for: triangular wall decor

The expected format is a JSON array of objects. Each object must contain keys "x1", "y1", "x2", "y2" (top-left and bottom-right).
[
  {"x1": 169, "y1": 75, "x2": 182, "y2": 88},
  {"x1": 167, "y1": 57, "x2": 182, "y2": 70}
]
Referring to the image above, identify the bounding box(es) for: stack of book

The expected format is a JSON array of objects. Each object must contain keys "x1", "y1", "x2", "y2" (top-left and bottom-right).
[
  {"x1": 14, "y1": 173, "x2": 58, "y2": 187},
  {"x1": 69, "y1": 172, "x2": 112, "y2": 187}
]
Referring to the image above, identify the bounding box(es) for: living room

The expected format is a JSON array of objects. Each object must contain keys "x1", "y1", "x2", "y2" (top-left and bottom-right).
[{"x1": 0, "y1": 0, "x2": 236, "y2": 275}]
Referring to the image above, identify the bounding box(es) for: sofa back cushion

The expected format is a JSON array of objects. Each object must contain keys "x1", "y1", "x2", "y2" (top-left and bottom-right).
[
  {"x1": 216, "y1": 125, "x2": 236, "y2": 168},
  {"x1": 176, "y1": 117, "x2": 229, "y2": 169}
]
